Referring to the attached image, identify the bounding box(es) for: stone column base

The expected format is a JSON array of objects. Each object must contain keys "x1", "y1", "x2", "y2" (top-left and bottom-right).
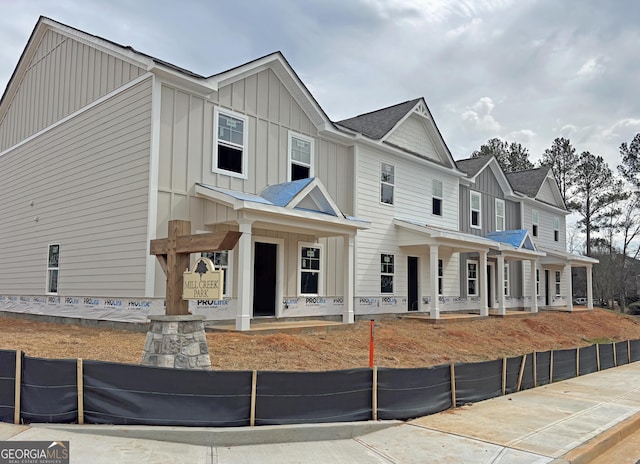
[{"x1": 141, "y1": 315, "x2": 211, "y2": 370}]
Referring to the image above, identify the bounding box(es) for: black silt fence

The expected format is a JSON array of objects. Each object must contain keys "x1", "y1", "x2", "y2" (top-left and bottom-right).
[
  {"x1": 0, "y1": 350, "x2": 16, "y2": 423},
  {"x1": 454, "y1": 359, "x2": 502, "y2": 406},
  {"x1": 630, "y1": 340, "x2": 640, "y2": 362},
  {"x1": 536, "y1": 351, "x2": 551, "y2": 386},
  {"x1": 552, "y1": 348, "x2": 577, "y2": 382},
  {"x1": 599, "y1": 343, "x2": 615, "y2": 370},
  {"x1": 83, "y1": 360, "x2": 252, "y2": 426},
  {"x1": 615, "y1": 342, "x2": 629, "y2": 366},
  {"x1": 20, "y1": 356, "x2": 77, "y2": 424},
  {"x1": 377, "y1": 364, "x2": 452, "y2": 420},
  {"x1": 505, "y1": 356, "x2": 523, "y2": 394},
  {"x1": 519, "y1": 353, "x2": 535, "y2": 391},
  {"x1": 255, "y1": 369, "x2": 372, "y2": 425},
  {"x1": 579, "y1": 345, "x2": 598, "y2": 376}
]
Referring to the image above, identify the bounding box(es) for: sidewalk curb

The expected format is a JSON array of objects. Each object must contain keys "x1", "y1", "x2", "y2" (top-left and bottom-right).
[
  {"x1": 556, "y1": 411, "x2": 640, "y2": 464},
  {"x1": 33, "y1": 420, "x2": 401, "y2": 447}
]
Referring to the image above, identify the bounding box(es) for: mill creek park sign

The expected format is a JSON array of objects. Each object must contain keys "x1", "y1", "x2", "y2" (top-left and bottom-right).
[{"x1": 182, "y1": 257, "x2": 224, "y2": 300}]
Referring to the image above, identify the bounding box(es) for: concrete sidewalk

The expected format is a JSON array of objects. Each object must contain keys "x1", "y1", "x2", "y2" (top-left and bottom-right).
[{"x1": 3, "y1": 362, "x2": 640, "y2": 463}]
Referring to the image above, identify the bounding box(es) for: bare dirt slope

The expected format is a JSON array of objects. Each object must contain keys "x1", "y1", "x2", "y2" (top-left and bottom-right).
[{"x1": 0, "y1": 309, "x2": 638, "y2": 371}]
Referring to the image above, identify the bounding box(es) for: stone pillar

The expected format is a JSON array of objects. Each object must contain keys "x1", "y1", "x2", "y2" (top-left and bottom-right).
[
  {"x1": 429, "y1": 245, "x2": 439, "y2": 319},
  {"x1": 479, "y1": 250, "x2": 488, "y2": 316},
  {"x1": 141, "y1": 315, "x2": 211, "y2": 370}
]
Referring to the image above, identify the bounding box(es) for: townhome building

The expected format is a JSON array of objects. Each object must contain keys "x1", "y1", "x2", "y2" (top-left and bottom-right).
[{"x1": 0, "y1": 17, "x2": 597, "y2": 331}]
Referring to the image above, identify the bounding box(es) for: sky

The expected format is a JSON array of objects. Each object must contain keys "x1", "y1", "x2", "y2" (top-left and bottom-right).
[{"x1": 0, "y1": 0, "x2": 639, "y2": 170}]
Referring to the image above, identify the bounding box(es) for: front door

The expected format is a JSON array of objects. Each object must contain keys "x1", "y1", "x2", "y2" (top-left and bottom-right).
[
  {"x1": 545, "y1": 270, "x2": 550, "y2": 306},
  {"x1": 253, "y1": 242, "x2": 277, "y2": 317},
  {"x1": 487, "y1": 264, "x2": 493, "y2": 308},
  {"x1": 408, "y1": 256, "x2": 419, "y2": 311}
]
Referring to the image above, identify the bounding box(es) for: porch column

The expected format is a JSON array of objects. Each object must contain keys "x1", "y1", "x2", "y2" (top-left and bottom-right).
[
  {"x1": 342, "y1": 234, "x2": 355, "y2": 324},
  {"x1": 430, "y1": 245, "x2": 439, "y2": 319},
  {"x1": 479, "y1": 250, "x2": 488, "y2": 316},
  {"x1": 497, "y1": 254, "x2": 506, "y2": 315},
  {"x1": 586, "y1": 264, "x2": 594, "y2": 310},
  {"x1": 530, "y1": 259, "x2": 538, "y2": 313},
  {"x1": 236, "y1": 219, "x2": 253, "y2": 331},
  {"x1": 565, "y1": 263, "x2": 574, "y2": 311}
]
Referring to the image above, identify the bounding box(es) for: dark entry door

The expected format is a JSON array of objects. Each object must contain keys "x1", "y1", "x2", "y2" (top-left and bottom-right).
[
  {"x1": 487, "y1": 265, "x2": 492, "y2": 307},
  {"x1": 253, "y1": 242, "x2": 277, "y2": 317},
  {"x1": 408, "y1": 256, "x2": 419, "y2": 311},
  {"x1": 545, "y1": 270, "x2": 550, "y2": 306}
]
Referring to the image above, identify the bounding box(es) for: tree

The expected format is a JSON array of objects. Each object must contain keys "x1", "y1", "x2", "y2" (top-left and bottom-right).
[
  {"x1": 618, "y1": 133, "x2": 640, "y2": 190},
  {"x1": 539, "y1": 137, "x2": 577, "y2": 207},
  {"x1": 571, "y1": 151, "x2": 628, "y2": 256},
  {"x1": 471, "y1": 137, "x2": 534, "y2": 172}
]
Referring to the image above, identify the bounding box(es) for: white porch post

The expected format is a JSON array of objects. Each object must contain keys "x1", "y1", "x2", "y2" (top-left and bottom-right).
[
  {"x1": 586, "y1": 264, "x2": 594, "y2": 310},
  {"x1": 343, "y1": 234, "x2": 355, "y2": 324},
  {"x1": 497, "y1": 254, "x2": 506, "y2": 315},
  {"x1": 565, "y1": 263, "x2": 574, "y2": 311},
  {"x1": 430, "y1": 245, "x2": 439, "y2": 319},
  {"x1": 530, "y1": 259, "x2": 538, "y2": 313},
  {"x1": 479, "y1": 250, "x2": 488, "y2": 316},
  {"x1": 236, "y1": 219, "x2": 253, "y2": 331}
]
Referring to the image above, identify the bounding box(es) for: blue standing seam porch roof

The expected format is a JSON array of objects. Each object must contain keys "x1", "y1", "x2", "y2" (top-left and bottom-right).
[
  {"x1": 486, "y1": 230, "x2": 536, "y2": 251},
  {"x1": 260, "y1": 177, "x2": 314, "y2": 207}
]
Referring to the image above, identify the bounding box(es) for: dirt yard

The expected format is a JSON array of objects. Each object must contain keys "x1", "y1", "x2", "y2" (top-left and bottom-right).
[{"x1": 1, "y1": 309, "x2": 639, "y2": 371}]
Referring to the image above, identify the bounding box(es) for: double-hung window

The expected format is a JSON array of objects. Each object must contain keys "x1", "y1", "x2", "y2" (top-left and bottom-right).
[
  {"x1": 214, "y1": 108, "x2": 247, "y2": 177},
  {"x1": 380, "y1": 163, "x2": 395, "y2": 205},
  {"x1": 380, "y1": 253, "x2": 394, "y2": 293},
  {"x1": 432, "y1": 179, "x2": 443, "y2": 216},
  {"x1": 47, "y1": 244, "x2": 60, "y2": 294},
  {"x1": 532, "y1": 210, "x2": 539, "y2": 237},
  {"x1": 438, "y1": 259, "x2": 443, "y2": 295},
  {"x1": 288, "y1": 132, "x2": 314, "y2": 181},
  {"x1": 553, "y1": 217, "x2": 559, "y2": 242},
  {"x1": 536, "y1": 269, "x2": 540, "y2": 296},
  {"x1": 495, "y1": 199, "x2": 505, "y2": 232},
  {"x1": 467, "y1": 260, "x2": 478, "y2": 296},
  {"x1": 470, "y1": 191, "x2": 481, "y2": 228},
  {"x1": 201, "y1": 251, "x2": 230, "y2": 297},
  {"x1": 503, "y1": 263, "x2": 510, "y2": 296},
  {"x1": 299, "y1": 244, "x2": 322, "y2": 295},
  {"x1": 555, "y1": 271, "x2": 561, "y2": 296}
]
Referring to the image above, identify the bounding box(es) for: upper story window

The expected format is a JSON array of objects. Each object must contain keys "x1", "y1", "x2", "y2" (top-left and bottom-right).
[
  {"x1": 214, "y1": 108, "x2": 248, "y2": 178},
  {"x1": 380, "y1": 253, "x2": 394, "y2": 293},
  {"x1": 380, "y1": 163, "x2": 395, "y2": 205},
  {"x1": 47, "y1": 244, "x2": 60, "y2": 294},
  {"x1": 432, "y1": 179, "x2": 443, "y2": 216},
  {"x1": 470, "y1": 191, "x2": 481, "y2": 229},
  {"x1": 553, "y1": 217, "x2": 559, "y2": 242},
  {"x1": 288, "y1": 132, "x2": 314, "y2": 181},
  {"x1": 299, "y1": 244, "x2": 322, "y2": 295},
  {"x1": 467, "y1": 260, "x2": 478, "y2": 296},
  {"x1": 532, "y1": 210, "x2": 539, "y2": 237},
  {"x1": 202, "y1": 251, "x2": 231, "y2": 297},
  {"x1": 495, "y1": 199, "x2": 505, "y2": 232}
]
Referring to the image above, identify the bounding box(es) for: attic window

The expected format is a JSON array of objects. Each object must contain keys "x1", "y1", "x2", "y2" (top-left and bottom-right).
[
  {"x1": 289, "y1": 132, "x2": 314, "y2": 181},
  {"x1": 380, "y1": 163, "x2": 395, "y2": 205},
  {"x1": 470, "y1": 191, "x2": 481, "y2": 228},
  {"x1": 214, "y1": 108, "x2": 247, "y2": 178},
  {"x1": 432, "y1": 179, "x2": 443, "y2": 216}
]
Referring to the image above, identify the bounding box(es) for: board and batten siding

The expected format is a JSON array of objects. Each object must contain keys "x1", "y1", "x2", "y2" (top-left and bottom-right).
[
  {"x1": 355, "y1": 144, "x2": 459, "y2": 298},
  {"x1": 157, "y1": 71, "x2": 353, "y2": 233},
  {"x1": 0, "y1": 78, "x2": 153, "y2": 296},
  {"x1": 0, "y1": 29, "x2": 146, "y2": 152}
]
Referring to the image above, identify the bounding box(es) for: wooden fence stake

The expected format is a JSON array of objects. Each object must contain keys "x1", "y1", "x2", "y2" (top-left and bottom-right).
[
  {"x1": 516, "y1": 354, "x2": 527, "y2": 392},
  {"x1": 14, "y1": 350, "x2": 21, "y2": 425},
  {"x1": 550, "y1": 350, "x2": 554, "y2": 383},
  {"x1": 502, "y1": 357, "x2": 507, "y2": 396},
  {"x1": 372, "y1": 366, "x2": 378, "y2": 421},
  {"x1": 250, "y1": 370, "x2": 257, "y2": 427},
  {"x1": 613, "y1": 343, "x2": 618, "y2": 367},
  {"x1": 77, "y1": 358, "x2": 84, "y2": 425},
  {"x1": 596, "y1": 344, "x2": 601, "y2": 371},
  {"x1": 450, "y1": 362, "x2": 456, "y2": 408}
]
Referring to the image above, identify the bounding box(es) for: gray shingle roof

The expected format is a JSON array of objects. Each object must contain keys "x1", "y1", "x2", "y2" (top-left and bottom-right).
[
  {"x1": 505, "y1": 166, "x2": 550, "y2": 197},
  {"x1": 455, "y1": 156, "x2": 492, "y2": 177},
  {"x1": 335, "y1": 99, "x2": 422, "y2": 139}
]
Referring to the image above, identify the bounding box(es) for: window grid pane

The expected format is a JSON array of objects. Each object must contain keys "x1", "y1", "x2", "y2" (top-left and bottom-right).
[
  {"x1": 381, "y1": 254, "x2": 394, "y2": 293},
  {"x1": 202, "y1": 251, "x2": 229, "y2": 295}
]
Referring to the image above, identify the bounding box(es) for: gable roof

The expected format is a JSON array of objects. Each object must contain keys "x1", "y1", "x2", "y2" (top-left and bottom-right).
[
  {"x1": 486, "y1": 230, "x2": 537, "y2": 251},
  {"x1": 336, "y1": 99, "x2": 422, "y2": 140},
  {"x1": 505, "y1": 167, "x2": 550, "y2": 198},
  {"x1": 455, "y1": 156, "x2": 492, "y2": 177},
  {"x1": 456, "y1": 155, "x2": 515, "y2": 197}
]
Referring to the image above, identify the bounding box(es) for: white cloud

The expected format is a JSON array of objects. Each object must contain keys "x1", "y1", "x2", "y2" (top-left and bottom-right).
[
  {"x1": 577, "y1": 56, "x2": 607, "y2": 78},
  {"x1": 461, "y1": 97, "x2": 502, "y2": 133}
]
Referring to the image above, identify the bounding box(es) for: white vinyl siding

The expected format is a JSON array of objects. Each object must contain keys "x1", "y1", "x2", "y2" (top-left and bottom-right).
[
  {"x1": 495, "y1": 199, "x2": 505, "y2": 232},
  {"x1": 288, "y1": 131, "x2": 314, "y2": 181},
  {"x1": 470, "y1": 191, "x2": 481, "y2": 229},
  {"x1": 0, "y1": 78, "x2": 153, "y2": 296}
]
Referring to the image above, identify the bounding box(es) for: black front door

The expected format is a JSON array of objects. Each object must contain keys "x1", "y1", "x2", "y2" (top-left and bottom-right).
[
  {"x1": 545, "y1": 270, "x2": 550, "y2": 306},
  {"x1": 253, "y1": 242, "x2": 277, "y2": 317},
  {"x1": 408, "y1": 256, "x2": 419, "y2": 311},
  {"x1": 487, "y1": 265, "x2": 492, "y2": 307}
]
